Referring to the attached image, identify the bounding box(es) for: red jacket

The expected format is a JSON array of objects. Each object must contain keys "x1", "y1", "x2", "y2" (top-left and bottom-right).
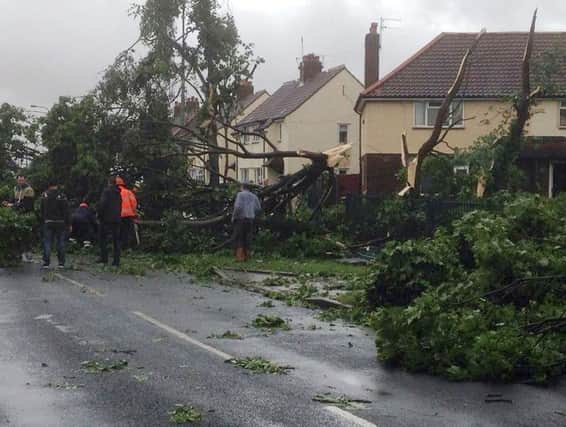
[{"x1": 118, "y1": 185, "x2": 137, "y2": 219}]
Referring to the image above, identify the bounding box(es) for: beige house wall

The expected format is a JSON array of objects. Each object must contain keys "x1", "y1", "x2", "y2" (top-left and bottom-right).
[
  {"x1": 284, "y1": 69, "x2": 363, "y2": 175},
  {"x1": 361, "y1": 99, "x2": 566, "y2": 156},
  {"x1": 217, "y1": 92, "x2": 270, "y2": 182}
]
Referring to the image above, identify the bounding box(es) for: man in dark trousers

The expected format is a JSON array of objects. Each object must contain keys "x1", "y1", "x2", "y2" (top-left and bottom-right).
[
  {"x1": 97, "y1": 177, "x2": 122, "y2": 267},
  {"x1": 71, "y1": 202, "x2": 97, "y2": 248},
  {"x1": 232, "y1": 183, "x2": 262, "y2": 262},
  {"x1": 40, "y1": 181, "x2": 70, "y2": 269}
]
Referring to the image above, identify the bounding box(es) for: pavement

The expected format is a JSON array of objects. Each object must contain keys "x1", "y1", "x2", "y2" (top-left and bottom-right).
[{"x1": 0, "y1": 262, "x2": 565, "y2": 427}]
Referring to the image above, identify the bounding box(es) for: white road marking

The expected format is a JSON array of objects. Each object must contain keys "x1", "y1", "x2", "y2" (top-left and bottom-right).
[
  {"x1": 34, "y1": 314, "x2": 53, "y2": 320},
  {"x1": 132, "y1": 311, "x2": 234, "y2": 361},
  {"x1": 324, "y1": 406, "x2": 377, "y2": 427},
  {"x1": 54, "y1": 273, "x2": 105, "y2": 297}
]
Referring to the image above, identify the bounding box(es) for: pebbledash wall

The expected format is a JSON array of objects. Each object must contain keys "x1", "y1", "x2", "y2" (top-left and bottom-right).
[{"x1": 360, "y1": 99, "x2": 566, "y2": 193}]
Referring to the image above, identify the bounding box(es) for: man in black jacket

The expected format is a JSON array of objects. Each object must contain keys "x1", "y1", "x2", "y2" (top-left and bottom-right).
[
  {"x1": 40, "y1": 181, "x2": 70, "y2": 269},
  {"x1": 97, "y1": 177, "x2": 122, "y2": 267}
]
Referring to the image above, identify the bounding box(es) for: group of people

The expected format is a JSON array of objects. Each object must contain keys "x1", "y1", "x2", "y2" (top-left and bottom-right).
[
  {"x1": 2, "y1": 175, "x2": 138, "y2": 269},
  {"x1": 4, "y1": 174, "x2": 264, "y2": 268}
]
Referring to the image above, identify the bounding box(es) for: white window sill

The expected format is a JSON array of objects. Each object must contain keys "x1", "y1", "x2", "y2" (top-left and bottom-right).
[{"x1": 412, "y1": 125, "x2": 465, "y2": 130}]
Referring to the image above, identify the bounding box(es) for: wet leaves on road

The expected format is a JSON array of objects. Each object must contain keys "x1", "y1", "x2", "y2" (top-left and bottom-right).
[
  {"x1": 168, "y1": 404, "x2": 202, "y2": 424},
  {"x1": 312, "y1": 393, "x2": 372, "y2": 409},
  {"x1": 227, "y1": 357, "x2": 293, "y2": 375},
  {"x1": 46, "y1": 382, "x2": 85, "y2": 391},
  {"x1": 251, "y1": 314, "x2": 291, "y2": 331},
  {"x1": 257, "y1": 300, "x2": 275, "y2": 308},
  {"x1": 207, "y1": 331, "x2": 242, "y2": 340},
  {"x1": 81, "y1": 359, "x2": 128, "y2": 373},
  {"x1": 42, "y1": 271, "x2": 57, "y2": 282}
]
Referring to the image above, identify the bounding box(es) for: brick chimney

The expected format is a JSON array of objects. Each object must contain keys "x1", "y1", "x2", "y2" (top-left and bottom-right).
[
  {"x1": 299, "y1": 54, "x2": 323, "y2": 82},
  {"x1": 174, "y1": 97, "x2": 200, "y2": 125},
  {"x1": 365, "y1": 22, "x2": 380, "y2": 88},
  {"x1": 237, "y1": 80, "x2": 255, "y2": 101}
]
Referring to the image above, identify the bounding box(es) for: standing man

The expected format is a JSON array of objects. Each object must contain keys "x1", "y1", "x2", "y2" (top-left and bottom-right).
[
  {"x1": 232, "y1": 183, "x2": 262, "y2": 262},
  {"x1": 3, "y1": 174, "x2": 35, "y2": 212},
  {"x1": 40, "y1": 181, "x2": 70, "y2": 269},
  {"x1": 115, "y1": 176, "x2": 138, "y2": 249},
  {"x1": 97, "y1": 177, "x2": 122, "y2": 267}
]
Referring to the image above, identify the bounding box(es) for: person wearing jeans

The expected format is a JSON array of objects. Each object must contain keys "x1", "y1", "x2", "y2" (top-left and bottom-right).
[
  {"x1": 43, "y1": 222, "x2": 67, "y2": 268},
  {"x1": 40, "y1": 181, "x2": 70, "y2": 269}
]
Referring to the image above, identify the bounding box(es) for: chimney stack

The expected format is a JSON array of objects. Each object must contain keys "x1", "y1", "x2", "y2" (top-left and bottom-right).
[
  {"x1": 237, "y1": 80, "x2": 255, "y2": 101},
  {"x1": 174, "y1": 97, "x2": 200, "y2": 125},
  {"x1": 365, "y1": 22, "x2": 380, "y2": 88},
  {"x1": 299, "y1": 54, "x2": 323, "y2": 82}
]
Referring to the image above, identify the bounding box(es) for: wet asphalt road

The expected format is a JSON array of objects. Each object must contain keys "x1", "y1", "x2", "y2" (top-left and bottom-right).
[{"x1": 0, "y1": 263, "x2": 565, "y2": 427}]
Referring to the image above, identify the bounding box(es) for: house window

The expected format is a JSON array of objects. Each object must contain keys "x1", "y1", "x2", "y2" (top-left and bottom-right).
[
  {"x1": 338, "y1": 124, "x2": 349, "y2": 144},
  {"x1": 240, "y1": 167, "x2": 264, "y2": 184},
  {"x1": 414, "y1": 101, "x2": 464, "y2": 128},
  {"x1": 560, "y1": 101, "x2": 566, "y2": 127},
  {"x1": 255, "y1": 168, "x2": 265, "y2": 185},
  {"x1": 242, "y1": 128, "x2": 250, "y2": 144},
  {"x1": 240, "y1": 168, "x2": 250, "y2": 183},
  {"x1": 252, "y1": 130, "x2": 261, "y2": 143},
  {"x1": 189, "y1": 167, "x2": 206, "y2": 183}
]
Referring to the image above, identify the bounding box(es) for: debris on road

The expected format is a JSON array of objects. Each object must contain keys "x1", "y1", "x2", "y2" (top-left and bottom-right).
[
  {"x1": 227, "y1": 357, "x2": 293, "y2": 375},
  {"x1": 251, "y1": 314, "x2": 291, "y2": 331},
  {"x1": 312, "y1": 393, "x2": 372, "y2": 409},
  {"x1": 207, "y1": 331, "x2": 242, "y2": 340},
  {"x1": 81, "y1": 359, "x2": 128, "y2": 373},
  {"x1": 168, "y1": 404, "x2": 202, "y2": 424}
]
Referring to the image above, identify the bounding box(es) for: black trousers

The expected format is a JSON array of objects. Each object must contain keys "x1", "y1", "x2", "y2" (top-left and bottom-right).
[
  {"x1": 99, "y1": 222, "x2": 121, "y2": 265},
  {"x1": 233, "y1": 219, "x2": 254, "y2": 250},
  {"x1": 120, "y1": 217, "x2": 134, "y2": 249}
]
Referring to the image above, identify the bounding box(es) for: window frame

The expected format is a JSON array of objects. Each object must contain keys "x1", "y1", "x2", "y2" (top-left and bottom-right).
[
  {"x1": 189, "y1": 167, "x2": 206, "y2": 183},
  {"x1": 338, "y1": 123, "x2": 349, "y2": 144},
  {"x1": 413, "y1": 100, "x2": 465, "y2": 129},
  {"x1": 560, "y1": 101, "x2": 566, "y2": 128}
]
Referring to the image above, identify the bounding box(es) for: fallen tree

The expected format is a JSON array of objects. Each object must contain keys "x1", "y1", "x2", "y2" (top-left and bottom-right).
[{"x1": 368, "y1": 193, "x2": 566, "y2": 384}]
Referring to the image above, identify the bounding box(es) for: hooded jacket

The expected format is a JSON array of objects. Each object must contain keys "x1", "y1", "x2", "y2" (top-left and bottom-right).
[{"x1": 40, "y1": 188, "x2": 70, "y2": 225}]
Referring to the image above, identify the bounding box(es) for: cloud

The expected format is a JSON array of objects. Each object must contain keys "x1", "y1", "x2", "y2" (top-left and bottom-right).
[{"x1": 0, "y1": 0, "x2": 564, "y2": 108}]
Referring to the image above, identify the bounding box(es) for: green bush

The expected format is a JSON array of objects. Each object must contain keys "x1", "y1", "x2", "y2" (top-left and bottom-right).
[
  {"x1": 0, "y1": 208, "x2": 35, "y2": 267},
  {"x1": 369, "y1": 194, "x2": 566, "y2": 384}
]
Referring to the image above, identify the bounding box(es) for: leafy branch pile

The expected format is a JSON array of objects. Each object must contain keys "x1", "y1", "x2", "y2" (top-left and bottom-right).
[
  {"x1": 227, "y1": 357, "x2": 292, "y2": 375},
  {"x1": 0, "y1": 208, "x2": 35, "y2": 267},
  {"x1": 369, "y1": 194, "x2": 566, "y2": 384}
]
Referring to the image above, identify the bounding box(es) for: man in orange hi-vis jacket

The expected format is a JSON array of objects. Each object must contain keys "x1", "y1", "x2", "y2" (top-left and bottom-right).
[{"x1": 115, "y1": 176, "x2": 138, "y2": 249}]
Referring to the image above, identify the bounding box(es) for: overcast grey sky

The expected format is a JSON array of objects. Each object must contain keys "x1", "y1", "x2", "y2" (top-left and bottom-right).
[{"x1": 1, "y1": 0, "x2": 564, "y2": 109}]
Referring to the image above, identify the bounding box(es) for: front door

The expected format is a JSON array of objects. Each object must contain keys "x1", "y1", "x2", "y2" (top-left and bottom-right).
[{"x1": 551, "y1": 162, "x2": 566, "y2": 197}]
